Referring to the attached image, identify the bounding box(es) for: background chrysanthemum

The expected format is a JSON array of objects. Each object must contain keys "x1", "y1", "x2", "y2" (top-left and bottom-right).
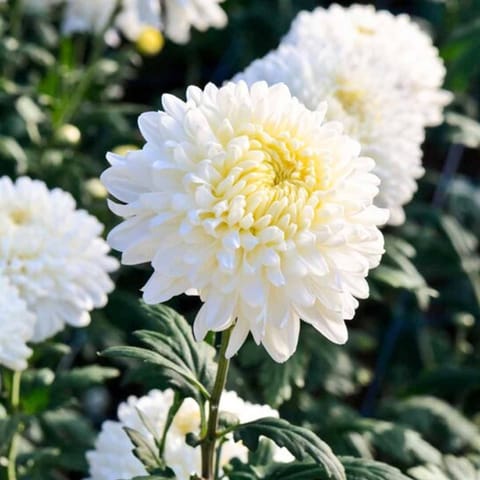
[
  {"x1": 284, "y1": 3, "x2": 452, "y2": 127},
  {"x1": 0, "y1": 276, "x2": 35, "y2": 371},
  {"x1": 102, "y1": 81, "x2": 387, "y2": 362},
  {"x1": 0, "y1": 176, "x2": 118, "y2": 342},
  {"x1": 86, "y1": 389, "x2": 291, "y2": 480},
  {"x1": 162, "y1": 0, "x2": 228, "y2": 44},
  {"x1": 61, "y1": 0, "x2": 227, "y2": 45},
  {"x1": 233, "y1": 42, "x2": 426, "y2": 225}
]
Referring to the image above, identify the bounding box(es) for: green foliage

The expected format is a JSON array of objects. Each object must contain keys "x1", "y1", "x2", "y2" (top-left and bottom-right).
[
  {"x1": 381, "y1": 396, "x2": 480, "y2": 454},
  {"x1": 103, "y1": 303, "x2": 216, "y2": 401},
  {"x1": 233, "y1": 417, "x2": 346, "y2": 479}
]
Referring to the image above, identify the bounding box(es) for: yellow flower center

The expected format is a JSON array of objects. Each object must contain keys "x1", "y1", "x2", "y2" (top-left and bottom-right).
[
  {"x1": 10, "y1": 208, "x2": 30, "y2": 225},
  {"x1": 335, "y1": 79, "x2": 368, "y2": 118},
  {"x1": 172, "y1": 409, "x2": 201, "y2": 436},
  {"x1": 136, "y1": 27, "x2": 165, "y2": 56},
  {"x1": 356, "y1": 25, "x2": 376, "y2": 35}
]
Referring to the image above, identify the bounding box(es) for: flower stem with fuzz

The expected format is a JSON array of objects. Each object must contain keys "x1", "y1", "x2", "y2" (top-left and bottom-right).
[
  {"x1": 201, "y1": 326, "x2": 233, "y2": 480},
  {"x1": 4, "y1": 370, "x2": 21, "y2": 480}
]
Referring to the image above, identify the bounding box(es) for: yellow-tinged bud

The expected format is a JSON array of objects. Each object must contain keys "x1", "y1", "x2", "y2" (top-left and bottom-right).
[
  {"x1": 136, "y1": 27, "x2": 165, "y2": 56},
  {"x1": 85, "y1": 178, "x2": 108, "y2": 199},
  {"x1": 112, "y1": 144, "x2": 139, "y2": 156},
  {"x1": 56, "y1": 124, "x2": 81, "y2": 146}
]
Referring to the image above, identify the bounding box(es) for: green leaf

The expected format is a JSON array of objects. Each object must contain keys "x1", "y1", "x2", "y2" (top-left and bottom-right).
[
  {"x1": 53, "y1": 365, "x2": 119, "y2": 392},
  {"x1": 341, "y1": 457, "x2": 414, "y2": 479},
  {"x1": 440, "y1": 215, "x2": 480, "y2": 309},
  {"x1": 406, "y1": 366, "x2": 480, "y2": 397},
  {"x1": 372, "y1": 235, "x2": 438, "y2": 309},
  {"x1": 380, "y1": 396, "x2": 480, "y2": 454},
  {"x1": 233, "y1": 417, "x2": 346, "y2": 480},
  {"x1": 103, "y1": 303, "x2": 216, "y2": 401},
  {"x1": 259, "y1": 351, "x2": 308, "y2": 407},
  {"x1": 0, "y1": 415, "x2": 22, "y2": 455},
  {"x1": 264, "y1": 458, "x2": 413, "y2": 480},
  {"x1": 124, "y1": 427, "x2": 163, "y2": 473},
  {"x1": 409, "y1": 455, "x2": 480, "y2": 480}
]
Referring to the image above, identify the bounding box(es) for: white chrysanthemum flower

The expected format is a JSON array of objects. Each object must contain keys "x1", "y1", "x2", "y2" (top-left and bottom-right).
[
  {"x1": 233, "y1": 43, "x2": 425, "y2": 225},
  {"x1": 115, "y1": 0, "x2": 162, "y2": 42},
  {"x1": 102, "y1": 81, "x2": 387, "y2": 362},
  {"x1": 162, "y1": 0, "x2": 227, "y2": 44},
  {"x1": 0, "y1": 176, "x2": 118, "y2": 342},
  {"x1": 284, "y1": 3, "x2": 451, "y2": 127},
  {"x1": 86, "y1": 389, "x2": 291, "y2": 480},
  {"x1": 0, "y1": 277, "x2": 35, "y2": 371},
  {"x1": 62, "y1": 0, "x2": 117, "y2": 35}
]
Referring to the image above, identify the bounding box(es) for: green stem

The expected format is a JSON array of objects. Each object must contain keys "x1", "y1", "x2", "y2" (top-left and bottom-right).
[
  {"x1": 201, "y1": 327, "x2": 233, "y2": 480},
  {"x1": 6, "y1": 371, "x2": 21, "y2": 480}
]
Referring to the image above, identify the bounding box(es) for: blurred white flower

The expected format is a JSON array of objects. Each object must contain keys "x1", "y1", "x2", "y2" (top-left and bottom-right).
[
  {"x1": 234, "y1": 42, "x2": 425, "y2": 225},
  {"x1": 162, "y1": 0, "x2": 228, "y2": 44},
  {"x1": 115, "y1": 0, "x2": 161, "y2": 42},
  {"x1": 0, "y1": 176, "x2": 118, "y2": 342},
  {"x1": 284, "y1": 3, "x2": 452, "y2": 127},
  {"x1": 0, "y1": 277, "x2": 35, "y2": 371},
  {"x1": 62, "y1": 0, "x2": 117, "y2": 35},
  {"x1": 86, "y1": 389, "x2": 290, "y2": 480},
  {"x1": 102, "y1": 81, "x2": 387, "y2": 362}
]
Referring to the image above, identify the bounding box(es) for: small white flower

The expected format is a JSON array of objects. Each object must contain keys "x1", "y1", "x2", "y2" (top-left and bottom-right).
[
  {"x1": 115, "y1": 0, "x2": 162, "y2": 42},
  {"x1": 0, "y1": 277, "x2": 35, "y2": 371},
  {"x1": 162, "y1": 0, "x2": 228, "y2": 44},
  {"x1": 284, "y1": 3, "x2": 452, "y2": 127},
  {"x1": 0, "y1": 176, "x2": 118, "y2": 342},
  {"x1": 86, "y1": 389, "x2": 291, "y2": 480},
  {"x1": 102, "y1": 81, "x2": 387, "y2": 362},
  {"x1": 233, "y1": 42, "x2": 425, "y2": 225},
  {"x1": 62, "y1": 0, "x2": 117, "y2": 35}
]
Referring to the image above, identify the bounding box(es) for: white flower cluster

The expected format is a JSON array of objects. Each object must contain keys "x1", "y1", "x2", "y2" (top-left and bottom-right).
[
  {"x1": 234, "y1": 3, "x2": 451, "y2": 225},
  {"x1": 0, "y1": 177, "x2": 118, "y2": 371},
  {"x1": 103, "y1": 81, "x2": 387, "y2": 362},
  {"x1": 61, "y1": 0, "x2": 228, "y2": 45},
  {"x1": 86, "y1": 389, "x2": 292, "y2": 479}
]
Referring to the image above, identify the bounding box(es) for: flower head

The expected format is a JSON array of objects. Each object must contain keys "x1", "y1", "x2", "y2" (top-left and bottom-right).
[
  {"x1": 162, "y1": 0, "x2": 228, "y2": 44},
  {"x1": 0, "y1": 277, "x2": 35, "y2": 371},
  {"x1": 284, "y1": 3, "x2": 452, "y2": 127},
  {"x1": 103, "y1": 81, "x2": 387, "y2": 362},
  {"x1": 62, "y1": 0, "x2": 117, "y2": 35},
  {"x1": 234, "y1": 43, "x2": 425, "y2": 225},
  {"x1": 0, "y1": 176, "x2": 118, "y2": 342},
  {"x1": 86, "y1": 389, "x2": 290, "y2": 480}
]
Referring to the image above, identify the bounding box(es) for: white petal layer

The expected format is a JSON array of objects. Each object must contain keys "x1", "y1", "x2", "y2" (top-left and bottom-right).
[
  {"x1": 86, "y1": 389, "x2": 292, "y2": 480},
  {"x1": 0, "y1": 176, "x2": 118, "y2": 342},
  {"x1": 0, "y1": 277, "x2": 35, "y2": 371},
  {"x1": 103, "y1": 81, "x2": 387, "y2": 362}
]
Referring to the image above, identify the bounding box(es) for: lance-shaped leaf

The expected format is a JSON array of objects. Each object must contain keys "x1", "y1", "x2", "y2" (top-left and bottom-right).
[
  {"x1": 264, "y1": 458, "x2": 412, "y2": 480},
  {"x1": 233, "y1": 417, "x2": 345, "y2": 480},
  {"x1": 103, "y1": 303, "x2": 216, "y2": 401},
  {"x1": 124, "y1": 427, "x2": 163, "y2": 473}
]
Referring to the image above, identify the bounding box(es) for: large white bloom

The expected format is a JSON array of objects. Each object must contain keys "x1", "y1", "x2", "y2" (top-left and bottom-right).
[
  {"x1": 162, "y1": 0, "x2": 228, "y2": 44},
  {"x1": 102, "y1": 81, "x2": 387, "y2": 362},
  {"x1": 284, "y1": 3, "x2": 452, "y2": 127},
  {"x1": 0, "y1": 277, "x2": 35, "y2": 371},
  {"x1": 233, "y1": 43, "x2": 425, "y2": 225},
  {"x1": 62, "y1": 0, "x2": 117, "y2": 35},
  {"x1": 0, "y1": 176, "x2": 118, "y2": 342},
  {"x1": 86, "y1": 389, "x2": 291, "y2": 480}
]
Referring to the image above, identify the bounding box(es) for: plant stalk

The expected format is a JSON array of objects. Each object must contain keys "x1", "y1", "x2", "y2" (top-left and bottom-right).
[
  {"x1": 201, "y1": 327, "x2": 233, "y2": 480},
  {"x1": 5, "y1": 370, "x2": 21, "y2": 480}
]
